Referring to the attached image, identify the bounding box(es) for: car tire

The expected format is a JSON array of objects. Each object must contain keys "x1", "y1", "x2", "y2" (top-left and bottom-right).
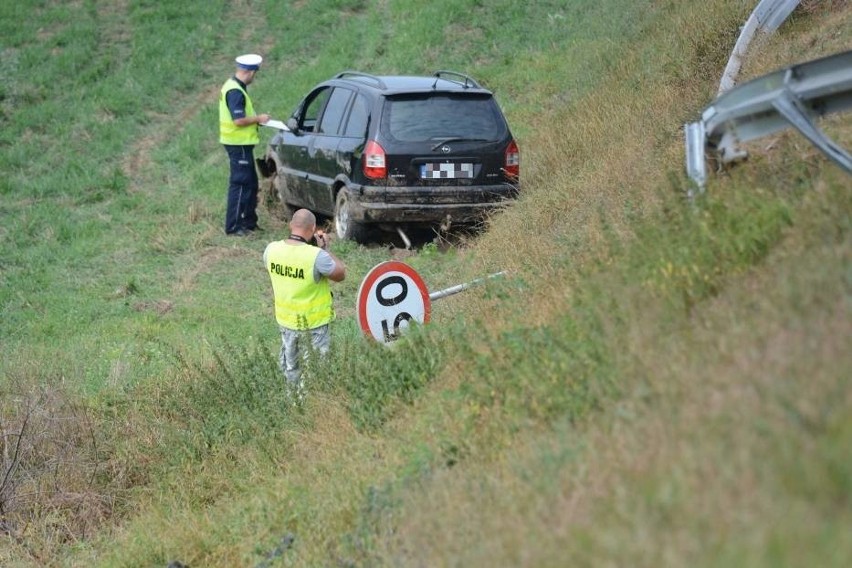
[
  {"x1": 271, "y1": 170, "x2": 298, "y2": 221},
  {"x1": 334, "y1": 189, "x2": 369, "y2": 243}
]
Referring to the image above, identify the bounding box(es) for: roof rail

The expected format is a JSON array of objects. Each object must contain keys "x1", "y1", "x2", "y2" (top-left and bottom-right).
[
  {"x1": 334, "y1": 70, "x2": 387, "y2": 89},
  {"x1": 433, "y1": 70, "x2": 482, "y2": 89}
]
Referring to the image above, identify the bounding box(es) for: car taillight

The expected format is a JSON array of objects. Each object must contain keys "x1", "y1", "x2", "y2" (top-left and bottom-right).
[
  {"x1": 504, "y1": 140, "x2": 520, "y2": 179},
  {"x1": 363, "y1": 140, "x2": 387, "y2": 179}
]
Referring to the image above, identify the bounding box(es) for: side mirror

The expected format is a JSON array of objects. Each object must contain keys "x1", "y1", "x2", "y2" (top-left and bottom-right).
[{"x1": 286, "y1": 117, "x2": 300, "y2": 134}]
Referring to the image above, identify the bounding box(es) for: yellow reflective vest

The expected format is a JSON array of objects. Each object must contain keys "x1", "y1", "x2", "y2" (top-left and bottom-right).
[
  {"x1": 219, "y1": 78, "x2": 259, "y2": 145},
  {"x1": 266, "y1": 242, "x2": 334, "y2": 330}
]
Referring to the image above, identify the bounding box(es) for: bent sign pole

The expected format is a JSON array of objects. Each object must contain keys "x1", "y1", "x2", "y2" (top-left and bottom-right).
[
  {"x1": 428, "y1": 271, "x2": 506, "y2": 301},
  {"x1": 357, "y1": 262, "x2": 506, "y2": 345}
]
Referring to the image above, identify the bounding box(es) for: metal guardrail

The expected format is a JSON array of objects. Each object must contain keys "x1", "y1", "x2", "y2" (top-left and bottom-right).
[
  {"x1": 685, "y1": 49, "x2": 852, "y2": 190},
  {"x1": 718, "y1": 0, "x2": 801, "y2": 95}
]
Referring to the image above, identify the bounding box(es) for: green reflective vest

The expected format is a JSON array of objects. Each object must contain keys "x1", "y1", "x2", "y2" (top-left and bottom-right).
[
  {"x1": 266, "y1": 242, "x2": 334, "y2": 330},
  {"x1": 219, "y1": 78, "x2": 259, "y2": 145}
]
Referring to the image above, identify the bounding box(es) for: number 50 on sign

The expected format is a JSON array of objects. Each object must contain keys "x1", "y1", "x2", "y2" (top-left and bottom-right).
[{"x1": 357, "y1": 261, "x2": 431, "y2": 344}]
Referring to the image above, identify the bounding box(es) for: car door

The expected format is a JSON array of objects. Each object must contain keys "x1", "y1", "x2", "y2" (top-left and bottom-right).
[
  {"x1": 337, "y1": 91, "x2": 371, "y2": 186},
  {"x1": 309, "y1": 87, "x2": 354, "y2": 214},
  {"x1": 279, "y1": 87, "x2": 332, "y2": 208}
]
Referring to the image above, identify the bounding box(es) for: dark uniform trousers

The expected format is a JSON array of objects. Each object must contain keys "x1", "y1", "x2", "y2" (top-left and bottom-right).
[{"x1": 224, "y1": 144, "x2": 259, "y2": 234}]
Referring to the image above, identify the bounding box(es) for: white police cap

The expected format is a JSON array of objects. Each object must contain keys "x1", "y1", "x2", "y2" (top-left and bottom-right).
[{"x1": 235, "y1": 53, "x2": 263, "y2": 71}]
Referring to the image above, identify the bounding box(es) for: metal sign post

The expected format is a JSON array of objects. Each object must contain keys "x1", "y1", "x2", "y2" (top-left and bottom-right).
[
  {"x1": 356, "y1": 262, "x2": 505, "y2": 345},
  {"x1": 429, "y1": 271, "x2": 506, "y2": 301}
]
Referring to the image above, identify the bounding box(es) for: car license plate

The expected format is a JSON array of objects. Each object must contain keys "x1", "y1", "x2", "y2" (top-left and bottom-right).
[{"x1": 420, "y1": 163, "x2": 474, "y2": 179}]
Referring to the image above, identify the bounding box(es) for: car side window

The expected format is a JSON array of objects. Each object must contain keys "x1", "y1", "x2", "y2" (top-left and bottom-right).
[
  {"x1": 317, "y1": 88, "x2": 353, "y2": 136},
  {"x1": 301, "y1": 87, "x2": 332, "y2": 133},
  {"x1": 343, "y1": 94, "x2": 369, "y2": 138}
]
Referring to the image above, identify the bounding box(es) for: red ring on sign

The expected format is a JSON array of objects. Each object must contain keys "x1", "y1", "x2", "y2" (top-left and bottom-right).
[{"x1": 357, "y1": 261, "x2": 431, "y2": 338}]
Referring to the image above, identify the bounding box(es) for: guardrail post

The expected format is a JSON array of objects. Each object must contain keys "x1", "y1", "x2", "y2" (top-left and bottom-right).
[
  {"x1": 684, "y1": 121, "x2": 707, "y2": 194},
  {"x1": 771, "y1": 72, "x2": 852, "y2": 173}
]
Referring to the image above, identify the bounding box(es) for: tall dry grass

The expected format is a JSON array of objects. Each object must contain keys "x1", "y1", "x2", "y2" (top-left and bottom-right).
[
  {"x1": 0, "y1": 370, "x2": 120, "y2": 564},
  {"x1": 363, "y1": 164, "x2": 852, "y2": 567}
]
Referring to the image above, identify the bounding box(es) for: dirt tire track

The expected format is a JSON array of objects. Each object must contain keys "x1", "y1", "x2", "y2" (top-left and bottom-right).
[
  {"x1": 120, "y1": 6, "x2": 276, "y2": 192},
  {"x1": 112, "y1": 6, "x2": 279, "y2": 301}
]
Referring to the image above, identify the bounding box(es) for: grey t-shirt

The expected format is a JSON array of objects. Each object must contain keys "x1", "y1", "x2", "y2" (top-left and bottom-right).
[{"x1": 312, "y1": 249, "x2": 335, "y2": 282}]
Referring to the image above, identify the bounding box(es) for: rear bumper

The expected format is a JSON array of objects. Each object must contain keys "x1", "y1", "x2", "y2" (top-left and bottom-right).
[{"x1": 348, "y1": 184, "x2": 519, "y2": 224}]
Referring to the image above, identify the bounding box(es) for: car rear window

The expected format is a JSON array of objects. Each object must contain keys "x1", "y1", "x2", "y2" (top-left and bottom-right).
[{"x1": 383, "y1": 94, "x2": 506, "y2": 142}]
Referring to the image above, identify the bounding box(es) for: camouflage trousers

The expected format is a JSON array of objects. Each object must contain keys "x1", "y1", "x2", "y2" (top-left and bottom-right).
[{"x1": 279, "y1": 324, "x2": 331, "y2": 385}]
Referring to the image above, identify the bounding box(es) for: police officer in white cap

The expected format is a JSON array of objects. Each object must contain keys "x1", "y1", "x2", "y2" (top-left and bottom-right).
[{"x1": 219, "y1": 53, "x2": 270, "y2": 236}]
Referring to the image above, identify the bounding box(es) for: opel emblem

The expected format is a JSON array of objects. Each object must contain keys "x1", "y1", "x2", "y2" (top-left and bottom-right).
[{"x1": 441, "y1": 145, "x2": 451, "y2": 154}]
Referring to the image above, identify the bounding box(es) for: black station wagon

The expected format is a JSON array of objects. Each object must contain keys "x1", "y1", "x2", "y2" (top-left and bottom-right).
[{"x1": 259, "y1": 70, "x2": 520, "y2": 243}]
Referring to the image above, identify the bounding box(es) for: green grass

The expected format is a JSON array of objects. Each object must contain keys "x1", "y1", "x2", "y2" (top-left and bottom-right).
[{"x1": 1, "y1": 0, "x2": 850, "y2": 566}]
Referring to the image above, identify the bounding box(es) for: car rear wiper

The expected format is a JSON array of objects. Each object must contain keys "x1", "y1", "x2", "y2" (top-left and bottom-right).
[{"x1": 430, "y1": 137, "x2": 490, "y2": 151}]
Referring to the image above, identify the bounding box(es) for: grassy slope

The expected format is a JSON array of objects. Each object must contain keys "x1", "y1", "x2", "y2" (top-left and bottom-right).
[{"x1": 1, "y1": 0, "x2": 849, "y2": 566}]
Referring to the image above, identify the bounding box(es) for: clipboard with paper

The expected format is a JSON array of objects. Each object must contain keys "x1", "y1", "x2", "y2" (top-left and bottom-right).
[{"x1": 261, "y1": 119, "x2": 290, "y2": 131}]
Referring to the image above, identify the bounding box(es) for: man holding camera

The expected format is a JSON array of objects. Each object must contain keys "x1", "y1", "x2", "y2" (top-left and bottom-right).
[{"x1": 264, "y1": 209, "x2": 346, "y2": 390}]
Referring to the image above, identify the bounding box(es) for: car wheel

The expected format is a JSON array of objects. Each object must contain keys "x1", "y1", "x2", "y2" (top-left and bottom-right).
[
  {"x1": 271, "y1": 170, "x2": 298, "y2": 221},
  {"x1": 334, "y1": 189, "x2": 369, "y2": 243}
]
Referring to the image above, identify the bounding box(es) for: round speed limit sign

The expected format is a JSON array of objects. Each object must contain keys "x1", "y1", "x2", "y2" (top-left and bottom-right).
[{"x1": 357, "y1": 261, "x2": 431, "y2": 344}]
